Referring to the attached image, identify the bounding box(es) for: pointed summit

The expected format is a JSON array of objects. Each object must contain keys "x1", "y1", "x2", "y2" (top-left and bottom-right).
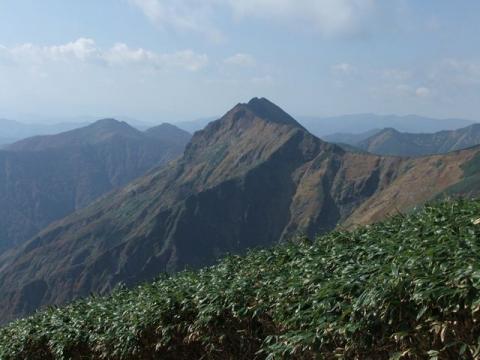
[
  {"x1": 184, "y1": 97, "x2": 315, "y2": 165},
  {"x1": 191, "y1": 97, "x2": 306, "y2": 145},
  {"x1": 245, "y1": 97, "x2": 305, "y2": 128}
]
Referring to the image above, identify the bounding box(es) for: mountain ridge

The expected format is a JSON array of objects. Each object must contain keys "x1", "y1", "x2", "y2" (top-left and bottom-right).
[
  {"x1": 354, "y1": 123, "x2": 480, "y2": 156},
  {"x1": 0, "y1": 120, "x2": 190, "y2": 253},
  {"x1": 0, "y1": 99, "x2": 479, "y2": 324}
]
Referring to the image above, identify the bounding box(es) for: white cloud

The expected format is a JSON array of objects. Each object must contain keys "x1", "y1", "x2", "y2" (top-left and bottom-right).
[
  {"x1": 331, "y1": 62, "x2": 355, "y2": 74},
  {"x1": 4, "y1": 38, "x2": 98, "y2": 64},
  {"x1": 224, "y1": 53, "x2": 256, "y2": 67},
  {"x1": 103, "y1": 43, "x2": 157, "y2": 65},
  {"x1": 228, "y1": 0, "x2": 375, "y2": 36},
  {"x1": 128, "y1": 0, "x2": 224, "y2": 42},
  {"x1": 159, "y1": 50, "x2": 209, "y2": 71},
  {"x1": 130, "y1": 0, "x2": 377, "y2": 39},
  {"x1": 430, "y1": 58, "x2": 480, "y2": 85},
  {"x1": 46, "y1": 38, "x2": 98, "y2": 61},
  {"x1": 382, "y1": 68, "x2": 412, "y2": 81},
  {"x1": 0, "y1": 39, "x2": 208, "y2": 71},
  {"x1": 415, "y1": 87, "x2": 430, "y2": 98}
]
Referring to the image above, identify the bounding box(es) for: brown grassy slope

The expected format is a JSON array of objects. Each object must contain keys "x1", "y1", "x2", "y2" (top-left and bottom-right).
[
  {"x1": 344, "y1": 149, "x2": 477, "y2": 226},
  {"x1": 0, "y1": 98, "x2": 479, "y2": 325}
]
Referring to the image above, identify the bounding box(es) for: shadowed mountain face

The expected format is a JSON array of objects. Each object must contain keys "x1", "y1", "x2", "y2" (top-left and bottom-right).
[
  {"x1": 0, "y1": 120, "x2": 190, "y2": 253},
  {"x1": 1, "y1": 98, "x2": 479, "y2": 324},
  {"x1": 144, "y1": 123, "x2": 192, "y2": 147},
  {"x1": 353, "y1": 124, "x2": 480, "y2": 156}
]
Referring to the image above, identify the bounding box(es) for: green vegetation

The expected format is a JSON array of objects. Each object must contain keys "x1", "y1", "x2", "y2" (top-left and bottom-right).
[{"x1": 1, "y1": 199, "x2": 480, "y2": 359}]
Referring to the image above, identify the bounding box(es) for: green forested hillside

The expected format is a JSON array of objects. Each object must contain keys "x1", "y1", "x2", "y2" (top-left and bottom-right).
[{"x1": 1, "y1": 199, "x2": 480, "y2": 359}]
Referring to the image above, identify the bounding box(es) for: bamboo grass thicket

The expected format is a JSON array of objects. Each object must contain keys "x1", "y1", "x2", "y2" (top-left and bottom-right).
[{"x1": 1, "y1": 199, "x2": 480, "y2": 359}]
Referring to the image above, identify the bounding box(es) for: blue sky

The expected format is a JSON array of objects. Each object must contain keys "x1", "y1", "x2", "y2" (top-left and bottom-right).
[{"x1": 0, "y1": 0, "x2": 479, "y2": 123}]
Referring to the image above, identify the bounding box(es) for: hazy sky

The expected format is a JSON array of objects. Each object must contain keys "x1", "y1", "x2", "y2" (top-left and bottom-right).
[{"x1": 0, "y1": 0, "x2": 479, "y2": 123}]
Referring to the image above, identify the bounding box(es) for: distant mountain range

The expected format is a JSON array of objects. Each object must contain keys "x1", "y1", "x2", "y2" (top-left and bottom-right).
[
  {"x1": 323, "y1": 129, "x2": 381, "y2": 146},
  {"x1": 0, "y1": 119, "x2": 190, "y2": 254},
  {"x1": 299, "y1": 113, "x2": 476, "y2": 137},
  {"x1": 0, "y1": 116, "x2": 167, "y2": 144},
  {"x1": 0, "y1": 118, "x2": 91, "y2": 144},
  {"x1": 327, "y1": 124, "x2": 480, "y2": 157},
  {"x1": 176, "y1": 113, "x2": 477, "y2": 138},
  {"x1": 1, "y1": 98, "x2": 479, "y2": 323}
]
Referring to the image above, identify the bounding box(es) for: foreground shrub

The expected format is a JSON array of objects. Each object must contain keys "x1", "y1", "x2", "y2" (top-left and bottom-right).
[{"x1": 1, "y1": 199, "x2": 480, "y2": 359}]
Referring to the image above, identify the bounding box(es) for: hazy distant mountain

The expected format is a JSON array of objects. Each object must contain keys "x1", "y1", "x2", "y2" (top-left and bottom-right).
[
  {"x1": 145, "y1": 123, "x2": 192, "y2": 147},
  {"x1": 352, "y1": 124, "x2": 480, "y2": 156},
  {"x1": 0, "y1": 118, "x2": 90, "y2": 143},
  {"x1": 0, "y1": 119, "x2": 190, "y2": 253},
  {"x1": 323, "y1": 129, "x2": 382, "y2": 145},
  {"x1": 0, "y1": 138, "x2": 15, "y2": 147},
  {"x1": 299, "y1": 114, "x2": 476, "y2": 137},
  {"x1": 1, "y1": 98, "x2": 479, "y2": 323}
]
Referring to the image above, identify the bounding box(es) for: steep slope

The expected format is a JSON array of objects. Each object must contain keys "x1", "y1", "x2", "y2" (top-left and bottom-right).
[
  {"x1": 356, "y1": 124, "x2": 480, "y2": 156},
  {"x1": 2, "y1": 199, "x2": 479, "y2": 359},
  {"x1": 0, "y1": 98, "x2": 479, "y2": 324},
  {"x1": 0, "y1": 120, "x2": 190, "y2": 252}
]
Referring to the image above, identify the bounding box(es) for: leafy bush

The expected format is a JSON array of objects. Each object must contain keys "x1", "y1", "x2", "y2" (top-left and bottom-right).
[{"x1": 1, "y1": 199, "x2": 480, "y2": 359}]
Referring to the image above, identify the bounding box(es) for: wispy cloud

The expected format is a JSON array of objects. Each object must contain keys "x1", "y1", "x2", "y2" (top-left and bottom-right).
[
  {"x1": 429, "y1": 58, "x2": 480, "y2": 85},
  {"x1": 415, "y1": 87, "x2": 431, "y2": 98},
  {"x1": 331, "y1": 62, "x2": 356, "y2": 75},
  {"x1": 224, "y1": 53, "x2": 256, "y2": 67},
  {"x1": 128, "y1": 0, "x2": 224, "y2": 42},
  {"x1": 228, "y1": 0, "x2": 376, "y2": 36},
  {"x1": 0, "y1": 38, "x2": 98, "y2": 64},
  {"x1": 129, "y1": 0, "x2": 378, "y2": 40},
  {"x1": 0, "y1": 38, "x2": 209, "y2": 71}
]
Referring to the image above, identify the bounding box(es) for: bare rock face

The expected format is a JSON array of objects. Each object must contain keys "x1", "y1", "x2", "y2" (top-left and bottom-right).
[{"x1": 0, "y1": 98, "x2": 479, "y2": 324}]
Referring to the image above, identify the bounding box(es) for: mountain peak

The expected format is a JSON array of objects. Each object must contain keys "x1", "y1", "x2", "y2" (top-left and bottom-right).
[
  {"x1": 88, "y1": 118, "x2": 131, "y2": 130},
  {"x1": 380, "y1": 127, "x2": 401, "y2": 135},
  {"x1": 7, "y1": 118, "x2": 141, "y2": 152},
  {"x1": 145, "y1": 123, "x2": 192, "y2": 146},
  {"x1": 243, "y1": 97, "x2": 304, "y2": 128}
]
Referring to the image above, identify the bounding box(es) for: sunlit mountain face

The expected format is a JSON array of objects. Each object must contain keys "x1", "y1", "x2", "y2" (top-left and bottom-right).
[{"x1": 1, "y1": 2, "x2": 480, "y2": 358}]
